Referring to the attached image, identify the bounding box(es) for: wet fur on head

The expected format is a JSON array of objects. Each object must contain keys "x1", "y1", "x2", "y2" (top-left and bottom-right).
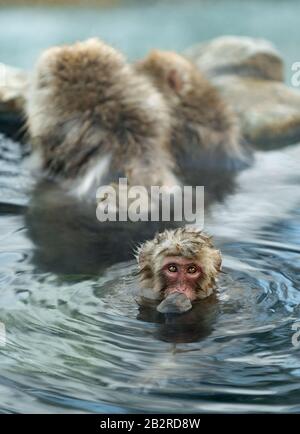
[{"x1": 137, "y1": 227, "x2": 222, "y2": 299}]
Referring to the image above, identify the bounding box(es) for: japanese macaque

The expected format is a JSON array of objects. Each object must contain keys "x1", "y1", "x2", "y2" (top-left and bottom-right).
[
  {"x1": 25, "y1": 38, "x2": 178, "y2": 199},
  {"x1": 135, "y1": 50, "x2": 248, "y2": 185},
  {"x1": 137, "y1": 227, "x2": 222, "y2": 313}
]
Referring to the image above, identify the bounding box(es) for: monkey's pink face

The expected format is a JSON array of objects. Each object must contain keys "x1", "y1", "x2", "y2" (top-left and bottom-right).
[{"x1": 161, "y1": 256, "x2": 203, "y2": 301}]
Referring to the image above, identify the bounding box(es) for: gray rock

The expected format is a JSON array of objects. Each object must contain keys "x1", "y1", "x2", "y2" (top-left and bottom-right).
[
  {"x1": 185, "y1": 36, "x2": 300, "y2": 149},
  {"x1": 185, "y1": 35, "x2": 284, "y2": 81},
  {"x1": 213, "y1": 75, "x2": 300, "y2": 149},
  {"x1": 157, "y1": 292, "x2": 192, "y2": 314}
]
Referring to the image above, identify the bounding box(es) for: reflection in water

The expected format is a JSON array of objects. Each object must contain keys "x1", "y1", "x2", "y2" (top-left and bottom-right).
[
  {"x1": 25, "y1": 181, "x2": 180, "y2": 275},
  {"x1": 0, "y1": 134, "x2": 300, "y2": 413}
]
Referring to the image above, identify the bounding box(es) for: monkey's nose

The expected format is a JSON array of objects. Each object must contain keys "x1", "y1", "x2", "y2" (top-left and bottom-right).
[{"x1": 157, "y1": 292, "x2": 192, "y2": 314}]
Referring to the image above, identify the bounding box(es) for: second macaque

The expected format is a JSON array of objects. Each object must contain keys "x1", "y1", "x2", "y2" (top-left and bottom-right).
[
  {"x1": 137, "y1": 227, "x2": 222, "y2": 313},
  {"x1": 135, "y1": 50, "x2": 248, "y2": 185}
]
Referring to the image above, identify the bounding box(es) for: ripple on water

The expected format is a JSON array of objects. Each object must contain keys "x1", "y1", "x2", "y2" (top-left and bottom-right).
[{"x1": 0, "y1": 135, "x2": 300, "y2": 413}]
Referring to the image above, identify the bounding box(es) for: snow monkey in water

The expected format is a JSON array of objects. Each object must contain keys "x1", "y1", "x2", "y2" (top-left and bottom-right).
[
  {"x1": 136, "y1": 227, "x2": 222, "y2": 314},
  {"x1": 25, "y1": 38, "x2": 178, "y2": 199},
  {"x1": 25, "y1": 39, "x2": 247, "y2": 200}
]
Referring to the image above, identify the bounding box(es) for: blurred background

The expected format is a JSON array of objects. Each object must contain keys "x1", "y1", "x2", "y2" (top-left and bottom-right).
[{"x1": 0, "y1": 0, "x2": 298, "y2": 81}]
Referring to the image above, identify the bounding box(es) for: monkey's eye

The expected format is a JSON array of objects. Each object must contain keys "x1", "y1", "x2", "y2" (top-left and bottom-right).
[
  {"x1": 168, "y1": 264, "x2": 178, "y2": 273},
  {"x1": 187, "y1": 265, "x2": 197, "y2": 274}
]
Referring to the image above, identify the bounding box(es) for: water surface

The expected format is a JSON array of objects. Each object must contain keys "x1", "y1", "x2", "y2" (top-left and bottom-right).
[{"x1": 0, "y1": 134, "x2": 300, "y2": 413}]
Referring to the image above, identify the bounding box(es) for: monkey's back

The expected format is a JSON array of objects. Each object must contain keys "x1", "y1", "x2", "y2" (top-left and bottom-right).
[{"x1": 25, "y1": 39, "x2": 175, "y2": 196}]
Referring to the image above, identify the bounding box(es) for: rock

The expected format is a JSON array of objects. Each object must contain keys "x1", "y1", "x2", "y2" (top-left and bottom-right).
[
  {"x1": 157, "y1": 292, "x2": 192, "y2": 314},
  {"x1": 185, "y1": 36, "x2": 300, "y2": 149},
  {"x1": 185, "y1": 35, "x2": 284, "y2": 82},
  {"x1": 0, "y1": 63, "x2": 27, "y2": 138},
  {"x1": 213, "y1": 75, "x2": 300, "y2": 149}
]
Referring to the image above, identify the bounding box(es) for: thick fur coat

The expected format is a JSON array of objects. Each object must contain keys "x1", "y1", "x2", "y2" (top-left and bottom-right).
[
  {"x1": 136, "y1": 50, "x2": 247, "y2": 179},
  {"x1": 26, "y1": 39, "x2": 178, "y2": 197}
]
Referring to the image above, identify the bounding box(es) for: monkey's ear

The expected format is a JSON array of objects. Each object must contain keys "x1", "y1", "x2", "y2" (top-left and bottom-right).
[{"x1": 167, "y1": 69, "x2": 183, "y2": 93}]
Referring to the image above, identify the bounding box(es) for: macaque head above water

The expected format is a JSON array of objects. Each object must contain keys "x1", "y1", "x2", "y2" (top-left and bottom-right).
[
  {"x1": 137, "y1": 227, "x2": 222, "y2": 313},
  {"x1": 161, "y1": 255, "x2": 204, "y2": 301}
]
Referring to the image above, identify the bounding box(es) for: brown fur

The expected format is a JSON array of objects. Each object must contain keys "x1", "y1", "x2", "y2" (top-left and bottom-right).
[
  {"x1": 135, "y1": 50, "x2": 246, "y2": 178},
  {"x1": 26, "y1": 39, "x2": 178, "y2": 194},
  {"x1": 137, "y1": 227, "x2": 222, "y2": 299}
]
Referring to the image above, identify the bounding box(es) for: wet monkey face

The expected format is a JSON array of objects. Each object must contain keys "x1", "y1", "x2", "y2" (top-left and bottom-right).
[
  {"x1": 161, "y1": 256, "x2": 204, "y2": 301},
  {"x1": 137, "y1": 228, "x2": 222, "y2": 313}
]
